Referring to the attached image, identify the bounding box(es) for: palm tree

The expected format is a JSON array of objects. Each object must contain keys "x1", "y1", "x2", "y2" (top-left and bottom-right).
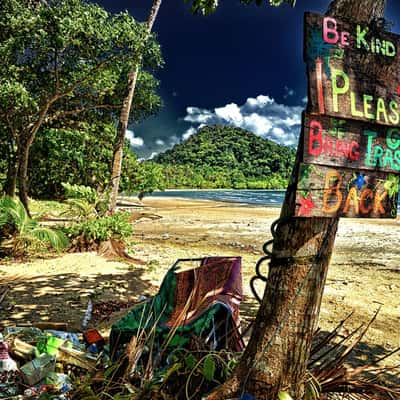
[{"x1": 108, "y1": 0, "x2": 163, "y2": 214}]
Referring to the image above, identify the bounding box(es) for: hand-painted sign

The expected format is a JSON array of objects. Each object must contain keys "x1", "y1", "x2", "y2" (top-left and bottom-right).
[
  {"x1": 295, "y1": 163, "x2": 398, "y2": 218},
  {"x1": 304, "y1": 12, "x2": 400, "y2": 126},
  {"x1": 303, "y1": 113, "x2": 400, "y2": 173},
  {"x1": 297, "y1": 12, "x2": 400, "y2": 218}
]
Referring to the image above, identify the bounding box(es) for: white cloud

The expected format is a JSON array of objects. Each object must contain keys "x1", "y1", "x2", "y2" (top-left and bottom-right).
[
  {"x1": 148, "y1": 152, "x2": 158, "y2": 160},
  {"x1": 155, "y1": 139, "x2": 165, "y2": 146},
  {"x1": 169, "y1": 135, "x2": 180, "y2": 146},
  {"x1": 183, "y1": 94, "x2": 302, "y2": 147},
  {"x1": 182, "y1": 127, "x2": 197, "y2": 141},
  {"x1": 126, "y1": 129, "x2": 144, "y2": 148}
]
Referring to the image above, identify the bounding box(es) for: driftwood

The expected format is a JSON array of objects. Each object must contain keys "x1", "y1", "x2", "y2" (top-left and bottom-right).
[{"x1": 0, "y1": 286, "x2": 9, "y2": 305}]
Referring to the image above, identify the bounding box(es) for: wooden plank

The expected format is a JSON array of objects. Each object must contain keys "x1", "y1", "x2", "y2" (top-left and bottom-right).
[
  {"x1": 295, "y1": 163, "x2": 398, "y2": 218},
  {"x1": 302, "y1": 112, "x2": 400, "y2": 173},
  {"x1": 304, "y1": 12, "x2": 400, "y2": 125}
]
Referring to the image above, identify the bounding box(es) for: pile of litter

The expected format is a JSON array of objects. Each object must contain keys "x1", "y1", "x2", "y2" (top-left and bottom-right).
[
  {"x1": 0, "y1": 257, "x2": 245, "y2": 399},
  {"x1": 0, "y1": 324, "x2": 107, "y2": 399}
]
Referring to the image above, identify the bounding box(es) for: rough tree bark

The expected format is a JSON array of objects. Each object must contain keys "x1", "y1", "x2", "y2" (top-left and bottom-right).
[
  {"x1": 108, "y1": 0, "x2": 162, "y2": 214},
  {"x1": 5, "y1": 155, "x2": 18, "y2": 197},
  {"x1": 205, "y1": 0, "x2": 386, "y2": 399}
]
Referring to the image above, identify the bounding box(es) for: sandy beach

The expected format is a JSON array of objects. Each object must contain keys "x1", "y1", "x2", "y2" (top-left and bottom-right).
[{"x1": 0, "y1": 197, "x2": 399, "y2": 367}]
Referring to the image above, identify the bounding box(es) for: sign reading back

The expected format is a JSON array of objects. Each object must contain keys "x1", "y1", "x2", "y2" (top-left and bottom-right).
[
  {"x1": 304, "y1": 12, "x2": 400, "y2": 125},
  {"x1": 295, "y1": 163, "x2": 399, "y2": 218}
]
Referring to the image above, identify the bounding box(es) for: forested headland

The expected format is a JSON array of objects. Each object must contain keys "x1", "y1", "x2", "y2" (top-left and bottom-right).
[{"x1": 154, "y1": 125, "x2": 296, "y2": 190}]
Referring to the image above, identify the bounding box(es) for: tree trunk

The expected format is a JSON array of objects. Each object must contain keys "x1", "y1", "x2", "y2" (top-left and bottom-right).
[
  {"x1": 108, "y1": 0, "x2": 162, "y2": 214},
  {"x1": 17, "y1": 135, "x2": 35, "y2": 216},
  {"x1": 5, "y1": 154, "x2": 18, "y2": 197},
  {"x1": 205, "y1": 1, "x2": 386, "y2": 399}
]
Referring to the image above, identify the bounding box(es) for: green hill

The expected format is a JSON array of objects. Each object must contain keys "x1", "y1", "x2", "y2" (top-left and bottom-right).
[{"x1": 153, "y1": 125, "x2": 296, "y2": 189}]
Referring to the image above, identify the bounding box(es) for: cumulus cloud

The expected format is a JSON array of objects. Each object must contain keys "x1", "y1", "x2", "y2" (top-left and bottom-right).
[
  {"x1": 155, "y1": 139, "x2": 165, "y2": 146},
  {"x1": 169, "y1": 135, "x2": 180, "y2": 146},
  {"x1": 182, "y1": 127, "x2": 197, "y2": 141},
  {"x1": 126, "y1": 129, "x2": 144, "y2": 148},
  {"x1": 183, "y1": 94, "x2": 302, "y2": 146}
]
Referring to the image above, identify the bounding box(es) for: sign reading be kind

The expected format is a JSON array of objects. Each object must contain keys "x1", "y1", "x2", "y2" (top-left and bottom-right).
[{"x1": 294, "y1": 12, "x2": 400, "y2": 219}]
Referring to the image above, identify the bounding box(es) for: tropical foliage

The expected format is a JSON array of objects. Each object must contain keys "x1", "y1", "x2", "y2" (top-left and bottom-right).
[
  {"x1": 185, "y1": 0, "x2": 296, "y2": 16},
  {"x1": 0, "y1": 196, "x2": 68, "y2": 257},
  {"x1": 63, "y1": 212, "x2": 134, "y2": 251},
  {"x1": 0, "y1": 0, "x2": 162, "y2": 210},
  {"x1": 154, "y1": 125, "x2": 295, "y2": 189},
  {"x1": 27, "y1": 122, "x2": 156, "y2": 200}
]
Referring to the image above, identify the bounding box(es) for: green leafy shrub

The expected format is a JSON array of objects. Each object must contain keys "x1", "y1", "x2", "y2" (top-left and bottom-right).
[
  {"x1": 62, "y1": 182, "x2": 98, "y2": 204},
  {"x1": 64, "y1": 212, "x2": 133, "y2": 251},
  {"x1": 62, "y1": 182, "x2": 109, "y2": 219},
  {"x1": 0, "y1": 196, "x2": 68, "y2": 257}
]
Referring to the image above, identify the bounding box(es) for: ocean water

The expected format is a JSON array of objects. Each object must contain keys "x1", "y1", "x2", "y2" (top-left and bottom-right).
[
  {"x1": 149, "y1": 189, "x2": 400, "y2": 212},
  {"x1": 151, "y1": 189, "x2": 285, "y2": 207}
]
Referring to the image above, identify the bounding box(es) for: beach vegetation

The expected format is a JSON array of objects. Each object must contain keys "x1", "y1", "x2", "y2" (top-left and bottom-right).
[
  {"x1": 185, "y1": 0, "x2": 296, "y2": 16},
  {"x1": 63, "y1": 212, "x2": 133, "y2": 251},
  {"x1": 0, "y1": 0, "x2": 162, "y2": 213},
  {"x1": 0, "y1": 195, "x2": 68, "y2": 257}
]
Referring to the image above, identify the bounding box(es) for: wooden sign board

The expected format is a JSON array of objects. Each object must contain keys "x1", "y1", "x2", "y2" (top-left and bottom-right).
[
  {"x1": 302, "y1": 112, "x2": 400, "y2": 173},
  {"x1": 295, "y1": 163, "x2": 398, "y2": 218},
  {"x1": 304, "y1": 12, "x2": 400, "y2": 126}
]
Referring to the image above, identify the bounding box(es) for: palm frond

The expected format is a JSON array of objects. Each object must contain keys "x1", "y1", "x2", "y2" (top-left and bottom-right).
[
  {"x1": 0, "y1": 196, "x2": 16, "y2": 228},
  {"x1": 0, "y1": 195, "x2": 69, "y2": 255},
  {"x1": 64, "y1": 198, "x2": 97, "y2": 220},
  {"x1": 1, "y1": 196, "x2": 31, "y2": 234},
  {"x1": 30, "y1": 226, "x2": 69, "y2": 252},
  {"x1": 309, "y1": 311, "x2": 400, "y2": 400}
]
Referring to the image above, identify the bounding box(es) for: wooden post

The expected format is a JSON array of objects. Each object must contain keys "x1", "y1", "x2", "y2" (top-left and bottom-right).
[{"x1": 205, "y1": 1, "x2": 387, "y2": 399}]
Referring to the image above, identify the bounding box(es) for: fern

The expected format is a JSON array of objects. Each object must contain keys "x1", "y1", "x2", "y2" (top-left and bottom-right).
[
  {"x1": 64, "y1": 212, "x2": 133, "y2": 244},
  {"x1": 0, "y1": 196, "x2": 68, "y2": 256},
  {"x1": 62, "y1": 182, "x2": 98, "y2": 203},
  {"x1": 62, "y1": 182, "x2": 109, "y2": 218},
  {"x1": 64, "y1": 198, "x2": 98, "y2": 220}
]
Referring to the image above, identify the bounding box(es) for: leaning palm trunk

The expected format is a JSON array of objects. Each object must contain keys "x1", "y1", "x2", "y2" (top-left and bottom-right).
[{"x1": 108, "y1": 0, "x2": 162, "y2": 214}]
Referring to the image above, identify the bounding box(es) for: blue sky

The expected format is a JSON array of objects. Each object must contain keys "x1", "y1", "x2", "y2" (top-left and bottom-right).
[{"x1": 95, "y1": 0, "x2": 400, "y2": 158}]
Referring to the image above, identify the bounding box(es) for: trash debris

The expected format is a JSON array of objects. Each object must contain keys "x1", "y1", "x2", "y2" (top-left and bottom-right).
[
  {"x1": 81, "y1": 298, "x2": 93, "y2": 331},
  {"x1": 1, "y1": 324, "x2": 100, "y2": 398},
  {"x1": 0, "y1": 336, "x2": 19, "y2": 398},
  {"x1": 11, "y1": 337, "x2": 39, "y2": 361},
  {"x1": 0, "y1": 257, "x2": 245, "y2": 399},
  {"x1": 20, "y1": 353, "x2": 56, "y2": 385},
  {"x1": 83, "y1": 329, "x2": 104, "y2": 348}
]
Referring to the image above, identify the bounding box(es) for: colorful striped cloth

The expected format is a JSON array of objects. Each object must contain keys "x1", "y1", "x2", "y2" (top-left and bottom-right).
[{"x1": 110, "y1": 257, "x2": 244, "y2": 360}]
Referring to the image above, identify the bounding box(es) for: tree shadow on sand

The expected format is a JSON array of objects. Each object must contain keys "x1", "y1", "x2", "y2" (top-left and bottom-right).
[{"x1": 0, "y1": 265, "x2": 157, "y2": 331}]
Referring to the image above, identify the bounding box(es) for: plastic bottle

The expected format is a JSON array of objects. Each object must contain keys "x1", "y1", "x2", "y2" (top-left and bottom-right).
[
  {"x1": 0, "y1": 340, "x2": 18, "y2": 373},
  {"x1": 0, "y1": 338, "x2": 19, "y2": 399}
]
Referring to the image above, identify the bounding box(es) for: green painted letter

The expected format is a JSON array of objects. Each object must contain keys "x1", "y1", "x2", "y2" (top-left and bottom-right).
[{"x1": 332, "y1": 69, "x2": 349, "y2": 113}]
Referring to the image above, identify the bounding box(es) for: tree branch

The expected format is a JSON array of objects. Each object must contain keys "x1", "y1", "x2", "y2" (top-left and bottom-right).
[{"x1": 46, "y1": 104, "x2": 121, "y2": 123}]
